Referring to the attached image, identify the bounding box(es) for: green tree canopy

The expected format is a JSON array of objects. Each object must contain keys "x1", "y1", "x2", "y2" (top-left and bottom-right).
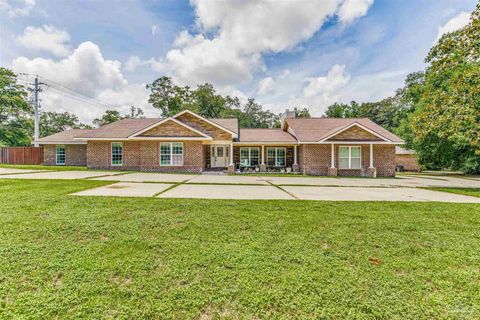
[
  {"x1": 0, "y1": 67, "x2": 33, "y2": 146},
  {"x1": 410, "y1": 3, "x2": 480, "y2": 173},
  {"x1": 40, "y1": 111, "x2": 91, "y2": 138},
  {"x1": 93, "y1": 106, "x2": 145, "y2": 127},
  {"x1": 146, "y1": 76, "x2": 281, "y2": 128}
]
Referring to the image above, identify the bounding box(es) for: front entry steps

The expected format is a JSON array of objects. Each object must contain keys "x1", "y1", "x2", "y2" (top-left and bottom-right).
[{"x1": 202, "y1": 168, "x2": 227, "y2": 175}]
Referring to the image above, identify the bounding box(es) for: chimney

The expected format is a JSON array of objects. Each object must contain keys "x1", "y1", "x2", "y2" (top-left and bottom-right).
[{"x1": 280, "y1": 108, "x2": 296, "y2": 127}]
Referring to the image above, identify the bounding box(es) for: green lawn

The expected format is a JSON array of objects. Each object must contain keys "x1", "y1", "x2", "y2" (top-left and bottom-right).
[
  {"x1": 426, "y1": 187, "x2": 480, "y2": 198},
  {"x1": 1, "y1": 179, "x2": 480, "y2": 319}
]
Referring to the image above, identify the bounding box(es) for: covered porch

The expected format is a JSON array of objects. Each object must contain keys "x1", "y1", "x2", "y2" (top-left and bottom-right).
[{"x1": 232, "y1": 144, "x2": 300, "y2": 173}]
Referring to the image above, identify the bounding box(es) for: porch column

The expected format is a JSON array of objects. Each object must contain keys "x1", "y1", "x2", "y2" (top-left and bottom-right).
[
  {"x1": 367, "y1": 143, "x2": 376, "y2": 177},
  {"x1": 327, "y1": 143, "x2": 337, "y2": 176},
  {"x1": 260, "y1": 145, "x2": 267, "y2": 172},
  {"x1": 229, "y1": 143, "x2": 234, "y2": 165},
  {"x1": 369, "y1": 143, "x2": 374, "y2": 168},
  {"x1": 294, "y1": 145, "x2": 298, "y2": 165},
  {"x1": 330, "y1": 143, "x2": 335, "y2": 168}
]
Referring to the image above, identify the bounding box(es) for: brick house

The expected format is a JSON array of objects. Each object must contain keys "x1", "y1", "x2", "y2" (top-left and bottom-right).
[{"x1": 37, "y1": 109, "x2": 404, "y2": 177}]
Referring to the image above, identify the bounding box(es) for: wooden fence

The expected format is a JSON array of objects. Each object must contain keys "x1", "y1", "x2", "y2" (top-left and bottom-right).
[{"x1": 0, "y1": 147, "x2": 44, "y2": 165}]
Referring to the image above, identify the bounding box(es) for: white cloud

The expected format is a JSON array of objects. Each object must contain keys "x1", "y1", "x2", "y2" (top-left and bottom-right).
[
  {"x1": 257, "y1": 77, "x2": 275, "y2": 95},
  {"x1": 159, "y1": 0, "x2": 373, "y2": 87},
  {"x1": 123, "y1": 55, "x2": 165, "y2": 73},
  {"x1": 16, "y1": 25, "x2": 71, "y2": 57},
  {"x1": 11, "y1": 41, "x2": 156, "y2": 122},
  {"x1": 278, "y1": 69, "x2": 291, "y2": 79},
  {"x1": 303, "y1": 64, "x2": 350, "y2": 98},
  {"x1": 151, "y1": 25, "x2": 158, "y2": 36},
  {"x1": 0, "y1": 0, "x2": 35, "y2": 18},
  {"x1": 287, "y1": 64, "x2": 351, "y2": 114},
  {"x1": 436, "y1": 11, "x2": 471, "y2": 41},
  {"x1": 338, "y1": 0, "x2": 374, "y2": 24}
]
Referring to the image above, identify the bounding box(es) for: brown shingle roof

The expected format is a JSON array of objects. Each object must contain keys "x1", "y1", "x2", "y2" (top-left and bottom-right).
[
  {"x1": 209, "y1": 118, "x2": 238, "y2": 135},
  {"x1": 37, "y1": 129, "x2": 96, "y2": 143},
  {"x1": 239, "y1": 128, "x2": 297, "y2": 142},
  {"x1": 285, "y1": 118, "x2": 404, "y2": 143},
  {"x1": 76, "y1": 118, "x2": 162, "y2": 139}
]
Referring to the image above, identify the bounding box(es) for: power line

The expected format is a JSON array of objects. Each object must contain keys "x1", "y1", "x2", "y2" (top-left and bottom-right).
[{"x1": 18, "y1": 73, "x2": 125, "y2": 109}]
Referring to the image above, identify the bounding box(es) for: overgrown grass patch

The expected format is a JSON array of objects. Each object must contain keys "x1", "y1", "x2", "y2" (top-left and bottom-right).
[{"x1": 1, "y1": 179, "x2": 479, "y2": 318}]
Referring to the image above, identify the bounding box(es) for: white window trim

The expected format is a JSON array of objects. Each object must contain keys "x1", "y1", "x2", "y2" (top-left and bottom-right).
[
  {"x1": 111, "y1": 142, "x2": 123, "y2": 166},
  {"x1": 160, "y1": 142, "x2": 184, "y2": 166},
  {"x1": 339, "y1": 146, "x2": 362, "y2": 170},
  {"x1": 240, "y1": 147, "x2": 260, "y2": 167},
  {"x1": 266, "y1": 147, "x2": 286, "y2": 167},
  {"x1": 55, "y1": 145, "x2": 66, "y2": 165}
]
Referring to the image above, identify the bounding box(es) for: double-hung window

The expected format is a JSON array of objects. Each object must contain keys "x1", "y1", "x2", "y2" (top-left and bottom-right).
[
  {"x1": 267, "y1": 147, "x2": 286, "y2": 167},
  {"x1": 111, "y1": 142, "x2": 123, "y2": 166},
  {"x1": 339, "y1": 146, "x2": 361, "y2": 169},
  {"x1": 160, "y1": 142, "x2": 184, "y2": 166},
  {"x1": 240, "y1": 147, "x2": 259, "y2": 167},
  {"x1": 56, "y1": 145, "x2": 65, "y2": 165}
]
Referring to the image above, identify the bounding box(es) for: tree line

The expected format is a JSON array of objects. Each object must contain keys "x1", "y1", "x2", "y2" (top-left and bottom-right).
[{"x1": 324, "y1": 3, "x2": 480, "y2": 173}]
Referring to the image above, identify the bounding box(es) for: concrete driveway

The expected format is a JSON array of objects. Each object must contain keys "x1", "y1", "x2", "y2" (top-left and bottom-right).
[{"x1": 1, "y1": 168, "x2": 479, "y2": 202}]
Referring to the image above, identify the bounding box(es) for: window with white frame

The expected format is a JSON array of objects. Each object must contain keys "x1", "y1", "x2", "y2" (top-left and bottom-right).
[
  {"x1": 111, "y1": 142, "x2": 123, "y2": 166},
  {"x1": 56, "y1": 145, "x2": 65, "y2": 165},
  {"x1": 339, "y1": 146, "x2": 361, "y2": 169},
  {"x1": 160, "y1": 142, "x2": 184, "y2": 166},
  {"x1": 240, "y1": 147, "x2": 259, "y2": 167},
  {"x1": 267, "y1": 147, "x2": 286, "y2": 167}
]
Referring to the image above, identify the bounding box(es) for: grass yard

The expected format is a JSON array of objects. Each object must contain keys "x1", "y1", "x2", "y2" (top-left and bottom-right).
[
  {"x1": 426, "y1": 187, "x2": 480, "y2": 198},
  {"x1": 1, "y1": 179, "x2": 480, "y2": 319}
]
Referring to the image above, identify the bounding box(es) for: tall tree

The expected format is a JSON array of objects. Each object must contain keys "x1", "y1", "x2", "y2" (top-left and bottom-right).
[
  {"x1": 93, "y1": 110, "x2": 123, "y2": 127},
  {"x1": 125, "y1": 106, "x2": 144, "y2": 119},
  {"x1": 40, "y1": 111, "x2": 90, "y2": 137},
  {"x1": 293, "y1": 107, "x2": 311, "y2": 118},
  {"x1": 410, "y1": 4, "x2": 480, "y2": 173},
  {"x1": 0, "y1": 67, "x2": 32, "y2": 146},
  {"x1": 192, "y1": 83, "x2": 226, "y2": 118},
  {"x1": 147, "y1": 76, "x2": 193, "y2": 116}
]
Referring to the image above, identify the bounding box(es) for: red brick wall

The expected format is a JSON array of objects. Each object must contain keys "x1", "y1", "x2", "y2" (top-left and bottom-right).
[
  {"x1": 86, "y1": 140, "x2": 203, "y2": 173},
  {"x1": 396, "y1": 154, "x2": 421, "y2": 172},
  {"x1": 300, "y1": 144, "x2": 396, "y2": 177},
  {"x1": 44, "y1": 145, "x2": 55, "y2": 165},
  {"x1": 373, "y1": 145, "x2": 396, "y2": 177},
  {"x1": 300, "y1": 144, "x2": 330, "y2": 175},
  {"x1": 43, "y1": 144, "x2": 87, "y2": 166}
]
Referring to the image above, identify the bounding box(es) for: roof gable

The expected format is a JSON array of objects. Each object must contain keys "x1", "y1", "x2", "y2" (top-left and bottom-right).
[
  {"x1": 323, "y1": 123, "x2": 388, "y2": 142},
  {"x1": 129, "y1": 118, "x2": 212, "y2": 139},
  {"x1": 284, "y1": 118, "x2": 404, "y2": 143},
  {"x1": 173, "y1": 110, "x2": 238, "y2": 138}
]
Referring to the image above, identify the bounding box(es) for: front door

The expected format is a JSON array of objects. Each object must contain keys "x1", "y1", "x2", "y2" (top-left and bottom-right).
[{"x1": 211, "y1": 145, "x2": 228, "y2": 167}]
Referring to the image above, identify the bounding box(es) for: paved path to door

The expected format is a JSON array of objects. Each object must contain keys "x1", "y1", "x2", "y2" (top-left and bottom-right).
[{"x1": 1, "y1": 169, "x2": 479, "y2": 203}]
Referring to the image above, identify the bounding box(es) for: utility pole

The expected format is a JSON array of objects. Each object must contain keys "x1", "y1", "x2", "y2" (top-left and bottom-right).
[{"x1": 34, "y1": 75, "x2": 39, "y2": 147}]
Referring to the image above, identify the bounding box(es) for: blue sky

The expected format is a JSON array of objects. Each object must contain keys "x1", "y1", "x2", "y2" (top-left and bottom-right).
[{"x1": 0, "y1": 0, "x2": 477, "y2": 122}]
